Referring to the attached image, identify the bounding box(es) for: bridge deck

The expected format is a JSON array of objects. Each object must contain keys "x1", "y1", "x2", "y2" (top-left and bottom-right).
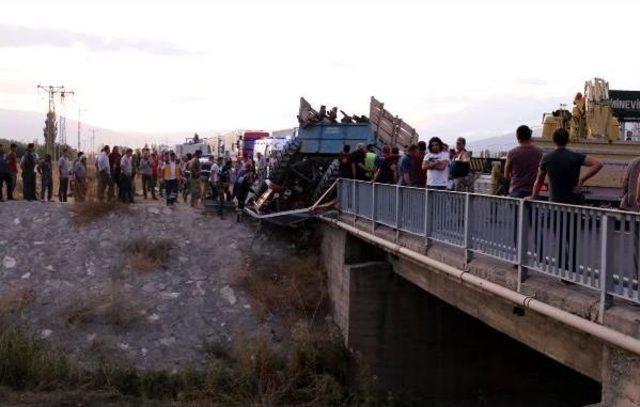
[{"x1": 332, "y1": 179, "x2": 640, "y2": 341}]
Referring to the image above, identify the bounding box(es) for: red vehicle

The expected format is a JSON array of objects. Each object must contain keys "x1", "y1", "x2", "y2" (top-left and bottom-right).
[{"x1": 241, "y1": 131, "x2": 269, "y2": 159}]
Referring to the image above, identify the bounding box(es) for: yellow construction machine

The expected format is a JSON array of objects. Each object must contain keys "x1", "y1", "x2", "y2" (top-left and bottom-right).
[{"x1": 535, "y1": 78, "x2": 640, "y2": 204}]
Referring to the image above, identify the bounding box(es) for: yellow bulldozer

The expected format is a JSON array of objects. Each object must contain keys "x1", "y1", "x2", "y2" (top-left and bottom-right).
[{"x1": 535, "y1": 77, "x2": 640, "y2": 204}]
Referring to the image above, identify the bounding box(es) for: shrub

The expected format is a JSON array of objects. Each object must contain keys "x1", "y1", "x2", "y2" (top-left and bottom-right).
[
  {"x1": 63, "y1": 282, "x2": 144, "y2": 328},
  {"x1": 231, "y1": 254, "x2": 329, "y2": 325},
  {"x1": 124, "y1": 237, "x2": 173, "y2": 271},
  {"x1": 72, "y1": 199, "x2": 129, "y2": 225},
  {"x1": 0, "y1": 328, "x2": 77, "y2": 391}
]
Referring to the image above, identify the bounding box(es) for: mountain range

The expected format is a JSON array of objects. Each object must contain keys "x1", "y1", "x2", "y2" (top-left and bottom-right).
[
  {"x1": 467, "y1": 127, "x2": 542, "y2": 154},
  {"x1": 0, "y1": 108, "x2": 223, "y2": 151},
  {"x1": 0, "y1": 107, "x2": 542, "y2": 154}
]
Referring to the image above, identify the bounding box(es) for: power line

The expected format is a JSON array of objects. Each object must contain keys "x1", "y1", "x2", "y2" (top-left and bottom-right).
[{"x1": 37, "y1": 84, "x2": 74, "y2": 159}]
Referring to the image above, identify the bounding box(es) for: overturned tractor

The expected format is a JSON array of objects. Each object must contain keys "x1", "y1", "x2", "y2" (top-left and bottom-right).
[{"x1": 246, "y1": 97, "x2": 418, "y2": 224}]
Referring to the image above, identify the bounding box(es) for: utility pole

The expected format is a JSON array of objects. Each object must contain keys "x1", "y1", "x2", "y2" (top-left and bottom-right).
[
  {"x1": 37, "y1": 84, "x2": 74, "y2": 159},
  {"x1": 91, "y1": 129, "x2": 96, "y2": 153}
]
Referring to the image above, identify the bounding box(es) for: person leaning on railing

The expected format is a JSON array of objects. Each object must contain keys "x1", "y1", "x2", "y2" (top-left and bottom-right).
[
  {"x1": 621, "y1": 155, "x2": 640, "y2": 211},
  {"x1": 527, "y1": 128, "x2": 603, "y2": 204}
]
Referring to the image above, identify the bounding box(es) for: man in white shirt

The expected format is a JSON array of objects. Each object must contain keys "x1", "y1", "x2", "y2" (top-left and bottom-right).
[
  {"x1": 119, "y1": 148, "x2": 134, "y2": 203},
  {"x1": 422, "y1": 137, "x2": 450, "y2": 190},
  {"x1": 57, "y1": 148, "x2": 71, "y2": 202},
  {"x1": 96, "y1": 145, "x2": 111, "y2": 201}
]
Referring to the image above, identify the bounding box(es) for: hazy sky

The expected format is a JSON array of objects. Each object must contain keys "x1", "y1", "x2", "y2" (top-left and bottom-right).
[{"x1": 2, "y1": 0, "x2": 640, "y2": 141}]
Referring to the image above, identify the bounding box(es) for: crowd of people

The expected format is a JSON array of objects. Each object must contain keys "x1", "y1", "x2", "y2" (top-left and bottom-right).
[
  {"x1": 5, "y1": 125, "x2": 640, "y2": 211},
  {"x1": 0, "y1": 143, "x2": 260, "y2": 219},
  {"x1": 335, "y1": 125, "x2": 613, "y2": 208},
  {"x1": 94, "y1": 145, "x2": 258, "y2": 214},
  {"x1": 0, "y1": 143, "x2": 89, "y2": 202},
  {"x1": 338, "y1": 136, "x2": 475, "y2": 192}
]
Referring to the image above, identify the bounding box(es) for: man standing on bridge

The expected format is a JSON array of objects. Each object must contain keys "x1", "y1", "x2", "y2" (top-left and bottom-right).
[
  {"x1": 504, "y1": 125, "x2": 543, "y2": 198},
  {"x1": 350, "y1": 143, "x2": 368, "y2": 180},
  {"x1": 528, "y1": 128, "x2": 603, "y2": 204},
  {"x1": 422, "y1": 137, "x2": 450, "y2": 190}
]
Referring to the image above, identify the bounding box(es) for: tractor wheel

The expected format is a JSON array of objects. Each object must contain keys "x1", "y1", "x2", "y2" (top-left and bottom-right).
[{"x1": 311, "y1": 158, "x2": 340, "y2": 203}]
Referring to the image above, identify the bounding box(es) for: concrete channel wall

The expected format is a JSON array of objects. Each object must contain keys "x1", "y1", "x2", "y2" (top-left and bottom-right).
[{"x1": 319, "y1": 220, "x2": 640, "y2": 405}]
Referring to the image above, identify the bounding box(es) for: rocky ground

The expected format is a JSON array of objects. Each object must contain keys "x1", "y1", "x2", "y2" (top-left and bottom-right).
[{"x1": 0, "y1": 199, "x2": 293, "y2": 371}]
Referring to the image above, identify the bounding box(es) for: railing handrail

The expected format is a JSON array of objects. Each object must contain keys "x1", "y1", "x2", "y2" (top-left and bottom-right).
[
  {"x1": 347, "y1": 178, "x2": 636, "y2": 216},
  {"x1": 337, "y1": 177, "x2": 640, "y2": 310}
]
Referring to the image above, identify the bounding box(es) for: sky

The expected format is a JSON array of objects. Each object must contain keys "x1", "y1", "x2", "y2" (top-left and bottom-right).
[{"x1": 1, "y1": 0, "x2": 640, "y2": 143}]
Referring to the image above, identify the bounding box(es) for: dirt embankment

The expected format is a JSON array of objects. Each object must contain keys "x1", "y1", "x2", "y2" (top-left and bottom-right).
[
  {"x1": 0, "y1": 200, "x2": 369, "y2": 406},
  {"x1": 0, "y1": 201, "x2": 296, "y2": 371}
]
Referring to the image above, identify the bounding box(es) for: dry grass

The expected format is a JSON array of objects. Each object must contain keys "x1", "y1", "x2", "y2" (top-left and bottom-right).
[
  {"x1": 123, "y1": 238, "x2": 172, "y2": 272},
  {"x1": 63, "y1": 283, "x2": 144, "y2": 328},
  {"x1": 0, "y1": 288, "x2": 37, "y2": 318},
  {"x1": 0, "y1": 324, "x2": 356, "y2": 405},
  {"x1": 127, "y1": 254, "x2": 159, "y2": 274},
  {"x1": 71, "y1": 199, "x2": 130, "y2": 225},
  {"x1": 188, "y1": 323, "x2": 351, "y2": 406},
  {"x1": 231, "y1": 254, "x2": 329, "y2": 325}
]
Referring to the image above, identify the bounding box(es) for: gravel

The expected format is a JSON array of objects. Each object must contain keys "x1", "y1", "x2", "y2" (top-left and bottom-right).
[{"x1": 0, "y1": 200, "x2": 289, "y2": 371}]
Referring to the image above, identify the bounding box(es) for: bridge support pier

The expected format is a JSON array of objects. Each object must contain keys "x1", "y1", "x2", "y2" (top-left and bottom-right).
[
  {"x1": 602, "y1": 345, "x2": 640, "y2": 406},
  {"x1": 320, "y1": 224, "x2": 618, "y2": 404}
]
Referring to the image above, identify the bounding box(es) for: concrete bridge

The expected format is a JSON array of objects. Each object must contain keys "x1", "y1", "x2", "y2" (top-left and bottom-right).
[{"x1": 319, "y1": 179, "x2": 640, "y2": 406}]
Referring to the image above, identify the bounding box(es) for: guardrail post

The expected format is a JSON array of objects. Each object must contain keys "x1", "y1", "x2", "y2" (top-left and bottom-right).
[
  {"x1": 352, "y1": 180, "x2": 357, "y2": 225},
  {"x1": 516, "y1": 199, "x2": 527, "y2": 292},
  {"x1": 395, "y1": 184, "x2": 400, "y2": 242},
  {"x1": 424, "y1": 188, "x2": 429, "y2": 249},
  {"x1": 371, "y1": 182, "x2": 376, "y2": 233},
  {"x1": 463, "y1": 193, "x2": 471, "y2": 268},
  {"x1": 336, "y1": 179, "x2": 341, "y2": 212},
  {"x1": 599, "y1": 214, "x2": 613, "y2": 323}
]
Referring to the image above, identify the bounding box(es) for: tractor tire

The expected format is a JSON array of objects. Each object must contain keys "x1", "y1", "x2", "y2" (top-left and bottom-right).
[
  {"x1": 251, "y1": 138, "x2": 302, "y2": 195},
  {"x1": 311, "y1": 158, "x2": 340, "y2": 203}
]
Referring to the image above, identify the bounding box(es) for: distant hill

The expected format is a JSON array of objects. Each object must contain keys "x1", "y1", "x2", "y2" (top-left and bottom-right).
[
  {"x1": 0, "y1": 108, "x2": 229, "y2": 152},
  {"x1": 467, "y1": 127, "x2": 542, "y2": 154}
]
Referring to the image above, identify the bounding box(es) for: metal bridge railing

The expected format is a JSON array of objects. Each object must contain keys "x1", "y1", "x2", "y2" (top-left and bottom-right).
[{"x1": 337, "y1": 178, "x2": 640, "y2": 311}]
